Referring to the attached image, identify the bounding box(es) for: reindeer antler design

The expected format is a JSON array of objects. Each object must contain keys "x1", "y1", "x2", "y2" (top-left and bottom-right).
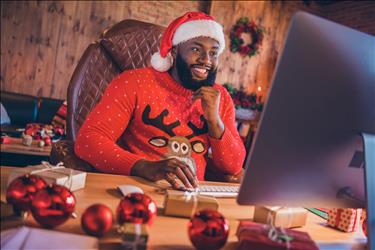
[
  {"x1": 142, "y1": 105, "x2": 180, "y2": 136},
  {"x1": 187, "y1": 115, "x2": 208, "y2": 139}
]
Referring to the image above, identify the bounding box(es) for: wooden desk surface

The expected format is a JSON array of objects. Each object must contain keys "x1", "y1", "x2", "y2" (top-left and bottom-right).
[
  {"x1": 0, "y1": 167, "x2": 367, "y2": 249},
  {"x1": 0, "y1": 138, "x2": 51, "y2": 156}
]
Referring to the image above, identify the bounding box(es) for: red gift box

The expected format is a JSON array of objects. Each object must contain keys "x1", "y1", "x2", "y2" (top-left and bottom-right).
[
  {"x1": 236, "y1": 221, "x2": 319, "y2": 250},
  {"x1": 327, "y1": 208, "x2": 362, "y2": 232}
]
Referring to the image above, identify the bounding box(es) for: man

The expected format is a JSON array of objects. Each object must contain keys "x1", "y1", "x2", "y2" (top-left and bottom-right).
[{"x1": 75, "y1": 12, "x2": 246, "y2": 190}]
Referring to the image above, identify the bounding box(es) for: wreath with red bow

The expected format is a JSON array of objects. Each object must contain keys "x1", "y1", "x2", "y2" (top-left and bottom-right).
[{"x1": 230, "y1": 17, "x2": 265, "y2": 57}]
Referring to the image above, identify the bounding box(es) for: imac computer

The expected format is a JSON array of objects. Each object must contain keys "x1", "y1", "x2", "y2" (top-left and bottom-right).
[{"x1": 237, "y1": 12, "x2": 374, "y2": 248}]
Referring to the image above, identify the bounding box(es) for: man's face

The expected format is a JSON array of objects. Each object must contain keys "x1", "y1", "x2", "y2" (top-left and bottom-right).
[{"x1": 171, "y1": 37, "x2": 220, "y2": 91}]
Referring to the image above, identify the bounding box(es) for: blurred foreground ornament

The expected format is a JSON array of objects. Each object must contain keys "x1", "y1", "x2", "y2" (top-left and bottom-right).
[
  {"x1": 117, "y1": 193, "x2": 157, "y2": 225},
  {"x1": 6, "y1": 175, "x2": 47, "y2": 214},
  {"x1": 188, "y1": 209, "x2": 229, "y2": 250},
  {"x1": 31, "y1": 184, "x2": 76, "y2": 228},
  {"x1": 81, "y1": 204, "x2": 113, "y2": 237}
]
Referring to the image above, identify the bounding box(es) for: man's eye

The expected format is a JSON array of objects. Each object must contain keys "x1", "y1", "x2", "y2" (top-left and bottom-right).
[
  {"x1": 210, "y1": 51, "x2": 218, "y2": 57},
  {"x1": 191, "y1": 47, "x2": 199, "y2": 52}
]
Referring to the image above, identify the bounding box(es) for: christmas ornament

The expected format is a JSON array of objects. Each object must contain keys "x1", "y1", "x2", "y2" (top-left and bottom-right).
[
  {"x1": 31, "y1": 184, "x2": 76, "y2": 228},
  {"x1": 81, "y1": 204, "x2": 113, "y2": 237},
  {"x1": 6, "y1": 175, "x2": 47, "y2": 214},
  {"x1": 1, "y1": 136, "x2": 11, "y2": 144},
  {"x1": 38, "y1": 140, "x2": 45, "y2": 147},
  {"x1": 22, "y1": 135, "x2": 33, "y2": 146},
  {"x1": 188, "y1": 209, "x2": 229, "y2": 250},
  {"x1": 44, "y1": 137, "x2": 52, "y2": 146},
  {"x1": 117, "y1": 193, "x2": 157, "y2": 225}
]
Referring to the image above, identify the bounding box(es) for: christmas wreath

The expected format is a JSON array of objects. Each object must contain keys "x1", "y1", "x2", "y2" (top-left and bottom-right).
[{"x1": 230, "y1": 17, "x2": 265, "y2": 57}]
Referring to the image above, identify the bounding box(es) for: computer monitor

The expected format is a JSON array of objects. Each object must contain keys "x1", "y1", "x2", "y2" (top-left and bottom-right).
[{"x1": 237, "y1": 11, "x2": 374, "y2": 246}]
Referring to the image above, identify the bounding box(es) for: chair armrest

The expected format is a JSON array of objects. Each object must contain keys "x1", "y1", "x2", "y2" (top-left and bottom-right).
[{"x1": 50, "y1": 140, "x2": 95, "y2": 172}]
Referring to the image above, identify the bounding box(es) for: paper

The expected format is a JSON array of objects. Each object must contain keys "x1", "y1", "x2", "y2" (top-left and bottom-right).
[{"x1": 1, "y1": 226, "x2": 98, "y2": 250}]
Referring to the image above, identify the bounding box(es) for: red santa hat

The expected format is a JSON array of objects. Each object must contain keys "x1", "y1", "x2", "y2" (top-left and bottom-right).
[{"x1": 151, "y1": 11, "x2": 225, "y2": 72}]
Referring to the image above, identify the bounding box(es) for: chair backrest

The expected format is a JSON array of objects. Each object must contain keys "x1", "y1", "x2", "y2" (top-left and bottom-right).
[{"x1": 67, "y1": 19, "x2": 165, "y2": 140}]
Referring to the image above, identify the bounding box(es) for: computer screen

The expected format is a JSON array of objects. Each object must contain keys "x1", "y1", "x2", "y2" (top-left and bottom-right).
[{"x1": 237, "y1": 12, "x2": 375, "y2": 208}]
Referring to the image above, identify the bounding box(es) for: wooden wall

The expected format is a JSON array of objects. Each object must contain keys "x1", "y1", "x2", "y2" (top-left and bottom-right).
[
  {"x1": 1, "y1": 1, "x2": 374, "y2": 101},
  {"x1": 0, "y1": 1, "x2": 209, "y2": 99}
]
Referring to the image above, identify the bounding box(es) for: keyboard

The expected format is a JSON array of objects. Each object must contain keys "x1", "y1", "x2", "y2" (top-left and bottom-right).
[{"x1": 197, "y1": 185, "x2": 239, "y2": 198}]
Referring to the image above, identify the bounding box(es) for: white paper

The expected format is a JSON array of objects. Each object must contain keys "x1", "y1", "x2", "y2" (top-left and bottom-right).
[{"x1": 1, "y1": 227, "x2": 98, "y2": 250}]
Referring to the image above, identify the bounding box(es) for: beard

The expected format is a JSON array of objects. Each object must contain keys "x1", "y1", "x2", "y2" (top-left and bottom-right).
[{"x1": 175, "y1": 54, "x2": 217, "y2": 91}]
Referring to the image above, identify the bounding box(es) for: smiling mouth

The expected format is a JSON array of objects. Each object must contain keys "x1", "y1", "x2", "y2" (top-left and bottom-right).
[{"x1": 191, "y1": 66, "x2": 210, "y2": 79}]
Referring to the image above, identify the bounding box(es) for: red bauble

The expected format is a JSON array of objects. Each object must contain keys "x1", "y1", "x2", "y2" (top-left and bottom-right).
[
  {"x1": 116, "y1": 193, "x2": 157, "y2": 225},
  {"x1": 188, "y1": 210, "x2": 229, "y2": 250},
  {"x1": 81, "y1": 204, "x2": 113, "y2": 237},
  {"x1": 31, "y1": 184, "x2": 76, "y2": 228},
  {"x1": 6, "y1": 175, "x2": 47, "y2": 213},
  {"x1": 43, "y1": 137, "x2": 52, "y2": 146}
]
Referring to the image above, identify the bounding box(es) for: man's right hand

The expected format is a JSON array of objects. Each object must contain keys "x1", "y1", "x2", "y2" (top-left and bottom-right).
[{"x1": 131, "y1": 158, "x2": 199, "y2": 190}]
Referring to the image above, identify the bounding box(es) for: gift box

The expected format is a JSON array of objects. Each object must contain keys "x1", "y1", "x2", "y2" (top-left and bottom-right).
[
  {"x1": 253, "y1": 206, "x2": 308, "y2": 228},
  {"x1": 164, "y1": 190, "x2": 219, "y2": 218},
  {"x1": 327, "y1": 208, "x2": 362, "y2": 232},
  {"x1": 7, "y1": 162, "x2": 86, "y2": 191},
  {"x1": 118, "y1": 223, "x2": 148, "y2": 250},
  {"x1": 236, "y1": 221, "x2": 319, "y2": 250}
]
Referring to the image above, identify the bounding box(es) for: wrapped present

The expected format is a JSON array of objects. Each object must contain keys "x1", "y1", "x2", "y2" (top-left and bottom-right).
[
  {"x1": 164, "y1": 190, "x2": 218, "y2": 218},
  {"x1": 236, "y1": 221, "x2": 319, "y2": 250},
  {"x1": 327, "y1": 208, "x2": 362, "y2": 232},
  {"x1": 7, "y1": 162, "x2": 86, "y2": 191},
  {"x1": 253, "y1": 206, "x2": 308, "y2": 228},
  {"x1": 118, "y1": 223, "x2": 148, "y2": 250}
]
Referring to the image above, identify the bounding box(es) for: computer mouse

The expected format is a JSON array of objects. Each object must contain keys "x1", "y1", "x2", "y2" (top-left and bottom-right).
[{"x1": 118, "y1": 184, "x2": 144, "y2": 197}]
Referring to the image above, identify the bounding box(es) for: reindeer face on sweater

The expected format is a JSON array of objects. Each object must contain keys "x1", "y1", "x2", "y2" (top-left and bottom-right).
[{"x1": 142, "y1": 105, "x2": 206, "y2": 175}]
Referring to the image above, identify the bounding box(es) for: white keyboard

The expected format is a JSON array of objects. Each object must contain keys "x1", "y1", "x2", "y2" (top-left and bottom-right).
[{"x1": 197, "y1": 185, "x2": 239, "y2": 198}]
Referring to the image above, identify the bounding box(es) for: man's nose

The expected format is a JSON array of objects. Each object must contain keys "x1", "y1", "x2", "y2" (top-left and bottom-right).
[{"x1": 198, "y1": 51, "x2": 211, "y2": 65}]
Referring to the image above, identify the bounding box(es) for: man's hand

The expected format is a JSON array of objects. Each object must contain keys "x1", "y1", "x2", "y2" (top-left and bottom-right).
[
  {"x1": 131, "y1": 158, "x2": 198, "y2": 190},
  {"x1": 193, "y1": 86, "x2": 224, "y2": 138}
]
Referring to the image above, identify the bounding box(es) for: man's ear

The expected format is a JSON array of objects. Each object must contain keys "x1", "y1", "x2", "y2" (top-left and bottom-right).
[{"x1": 170, "y1": 46, "x2": 177, "y2": 60}]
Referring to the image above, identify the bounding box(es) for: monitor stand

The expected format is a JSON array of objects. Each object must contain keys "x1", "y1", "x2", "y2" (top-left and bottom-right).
[{"x1": 362, "y1": 133, "x2": 374, "y2": 250}]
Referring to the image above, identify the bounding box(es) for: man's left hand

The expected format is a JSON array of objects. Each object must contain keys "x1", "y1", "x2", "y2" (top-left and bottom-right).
[{"x1": 193, "y1": 86, "x2": 224, "y2": 138}]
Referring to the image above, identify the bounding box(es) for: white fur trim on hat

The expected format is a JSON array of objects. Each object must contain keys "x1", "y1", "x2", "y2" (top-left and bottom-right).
[
  {"x1": 151, "y1": 51, "x2": 173, "y2": 72},
  {"x1": 172, "y1": 19, "x2": 225, "y2": 54}
]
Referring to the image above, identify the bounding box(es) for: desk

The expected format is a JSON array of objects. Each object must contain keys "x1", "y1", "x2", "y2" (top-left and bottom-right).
[{"x1": 0, "y1": 167, "x2": 367, "y2": 249}]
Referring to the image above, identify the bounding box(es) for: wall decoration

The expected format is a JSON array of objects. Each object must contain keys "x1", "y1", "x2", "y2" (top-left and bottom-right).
[{"x1": 229, "y1": 17, "x2": 265, "y2": 57}]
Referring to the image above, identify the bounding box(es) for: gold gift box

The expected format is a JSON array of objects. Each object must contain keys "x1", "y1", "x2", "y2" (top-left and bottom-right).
[
  {"x1": 7, "y1": 163, "x2": 87, "y2": 191},
  {"x1": 118, "y1": 223, "x2": 148, "y2": 250},
  {"x1": 164, "y1": 190, "x2": 219, "y2": 218},
  {"x1": 253, "y1": 206, "x2": 308, "y2": 228}
]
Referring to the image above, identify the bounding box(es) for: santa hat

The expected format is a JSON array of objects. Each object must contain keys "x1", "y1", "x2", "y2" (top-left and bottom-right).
[{"x1": 151, "y1": 12, "x2": 225, "y2": 72}]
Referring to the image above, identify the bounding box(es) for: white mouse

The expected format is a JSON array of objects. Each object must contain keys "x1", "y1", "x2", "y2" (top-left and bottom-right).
[{"x1": 118, "y1": 184, "x2": 144, "y2": 197}]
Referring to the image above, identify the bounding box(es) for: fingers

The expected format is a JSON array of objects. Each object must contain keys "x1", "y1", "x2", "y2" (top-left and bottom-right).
[
  {"x1": 192, "y1": 87, "x2": 220, "y2": 101},
  {"x1": 164, "y1": 159, "x2": 198, "y2": 190},
  {"x1": 165, "y1": 172, "x2": 184, "y2": 190}
]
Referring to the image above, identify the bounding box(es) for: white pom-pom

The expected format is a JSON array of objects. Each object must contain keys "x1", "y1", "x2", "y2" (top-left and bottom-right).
[{"x1": 150, "y1": 52, "x2": 173, "y2": 72}]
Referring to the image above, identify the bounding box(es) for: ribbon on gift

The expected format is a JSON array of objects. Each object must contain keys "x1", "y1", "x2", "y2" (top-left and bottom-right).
[
  {"x1": 184, "y1": 190, "x2": 199, "y2": 217},
  {"x1": 33, "y1": 161, "x2": 74, "y2": 190},
  {"x1": 266, "y1": 210, "x2": 293, "y2": 249}
]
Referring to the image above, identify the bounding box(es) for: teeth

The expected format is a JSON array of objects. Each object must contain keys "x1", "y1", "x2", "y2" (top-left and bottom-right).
[{"x1": 194, "y1": 68, "x2": 207, "y2": 74}]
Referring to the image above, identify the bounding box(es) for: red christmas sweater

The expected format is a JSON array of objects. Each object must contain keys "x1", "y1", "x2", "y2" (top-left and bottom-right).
[{"x1": 75, "y1": 67, "x2": 246, "y2": 180}]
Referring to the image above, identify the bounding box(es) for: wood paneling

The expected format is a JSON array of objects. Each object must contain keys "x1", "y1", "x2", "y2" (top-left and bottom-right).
[
  {"x1": 0, "y1": 1, "x2": 209, "y2": 99},
  {"x1": 210, "y1": 1, "x2": 321, "y2": 99}
]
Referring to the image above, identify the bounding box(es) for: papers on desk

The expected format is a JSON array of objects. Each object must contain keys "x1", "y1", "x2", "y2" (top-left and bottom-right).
[{"x1": 1, "y1": 226, "x2": 98, "y2": 250}]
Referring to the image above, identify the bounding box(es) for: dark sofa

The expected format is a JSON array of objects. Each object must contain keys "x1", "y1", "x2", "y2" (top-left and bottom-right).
[{"x1": 1, "y1": 91, "x2": 64, "y2": 137}]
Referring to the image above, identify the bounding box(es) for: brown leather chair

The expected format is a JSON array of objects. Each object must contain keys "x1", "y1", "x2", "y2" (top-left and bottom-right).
[{"x1": 50, "y1": 19, "x2": 243, "y2": 183}]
